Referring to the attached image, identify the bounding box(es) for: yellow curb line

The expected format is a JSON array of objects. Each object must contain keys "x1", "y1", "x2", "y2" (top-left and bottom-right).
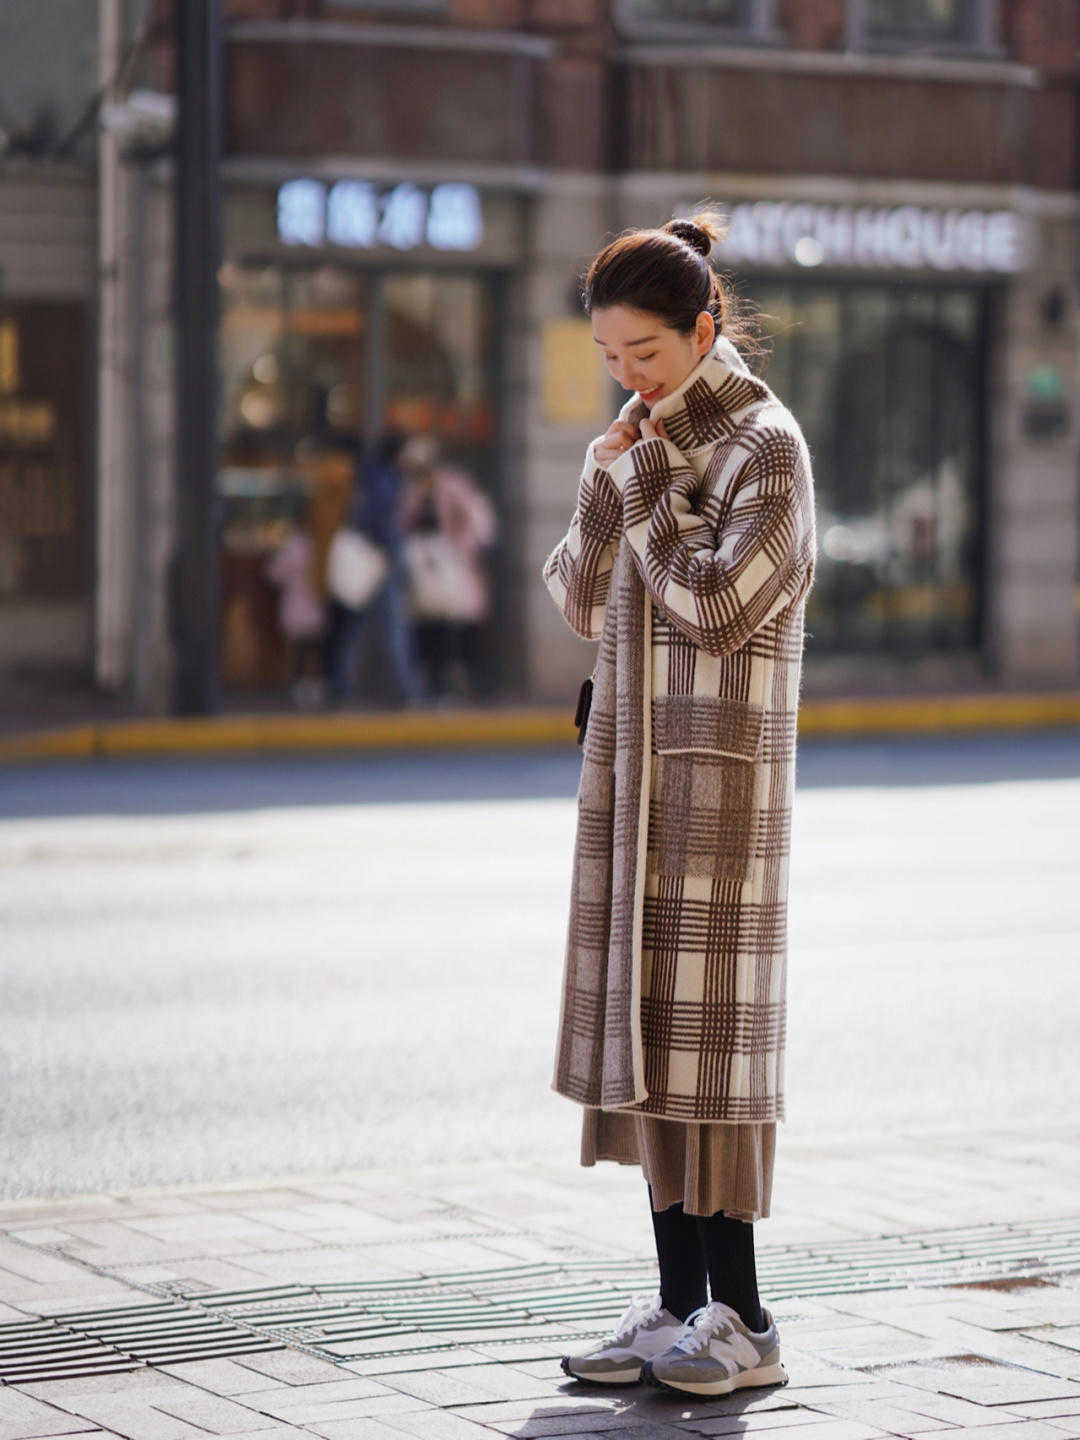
[{"x1": 1, "y1": 692, "x2": 1079, "y2": 764}]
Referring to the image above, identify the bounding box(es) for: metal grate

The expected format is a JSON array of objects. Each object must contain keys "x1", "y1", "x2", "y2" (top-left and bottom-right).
[{"x1": 3, "y1": 1214, "x2": 1078, "y2": 1383}]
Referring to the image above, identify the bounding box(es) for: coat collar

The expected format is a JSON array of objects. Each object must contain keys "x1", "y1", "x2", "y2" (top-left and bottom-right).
[{"x1": 616, "y1": 331, "x2": 772, "y2": 455}]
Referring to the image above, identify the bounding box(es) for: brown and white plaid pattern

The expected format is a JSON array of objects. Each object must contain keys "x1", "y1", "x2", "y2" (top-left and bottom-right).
[{"x1": 542, "y1": 334, "x2": 817, "y2": 1123}]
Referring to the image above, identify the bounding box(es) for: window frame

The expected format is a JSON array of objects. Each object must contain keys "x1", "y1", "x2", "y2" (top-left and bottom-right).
[
  {"x1": 846, "y1": 0, "x2": 1003, "y2": 59},
  {"x1": 611, "y1": 0, "x2": 782, "y2": 46}
]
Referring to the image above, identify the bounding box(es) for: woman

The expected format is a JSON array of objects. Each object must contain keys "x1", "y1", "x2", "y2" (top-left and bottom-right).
[
  {"x1": 323, "y1": 428, "x2": 424, "y2": 709},
  {"x1": 398, "y1": 434, "x2": 498, "y2": 701},
  {"x1": 542, "y1": 210, "x2": 816, "y2": 1398}
]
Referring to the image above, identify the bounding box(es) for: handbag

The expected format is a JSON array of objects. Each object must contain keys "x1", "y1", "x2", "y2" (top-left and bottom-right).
[
  {"x1": 403, "y1": 532, "x2": 474, "y2": 621},
  {"x1": 574, "y1": 673, "x2": 594, "y2": 746},
  {"x1": 325, "y1": 527, "x2": 390, "y2": 610}
]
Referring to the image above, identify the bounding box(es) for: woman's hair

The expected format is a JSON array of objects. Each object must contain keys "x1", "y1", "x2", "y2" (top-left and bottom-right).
[{"x1": 580, "y1": 206, "x2": 770, "y2": 367}]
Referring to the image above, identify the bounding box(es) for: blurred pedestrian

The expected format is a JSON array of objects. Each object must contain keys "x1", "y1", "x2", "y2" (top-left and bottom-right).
[
  {"x1": 322, "y1": 429, "x2": 424, "y2": 708},
  {"x1": 545, "y1": 209, "x2": 817, "y2": 1397},
  {"x1": 263, "y1": 491, "x2": 327, "y2": 709},
  {"x1": 398, "y1": 434, "x2": 497, "y2": 702}
]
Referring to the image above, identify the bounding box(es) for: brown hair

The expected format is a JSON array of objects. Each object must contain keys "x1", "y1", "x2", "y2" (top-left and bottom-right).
[{"x1": 580, "y1": 206, "x2": 771, "y2": 369}]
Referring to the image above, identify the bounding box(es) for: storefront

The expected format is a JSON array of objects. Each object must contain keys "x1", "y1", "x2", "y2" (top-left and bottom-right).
[
  {"x1": 216, "y1": 174, "x2": 524, "y2": 699},
  {"x1": 674, "y1": 195, "x2": 1026, "y2": 690}
]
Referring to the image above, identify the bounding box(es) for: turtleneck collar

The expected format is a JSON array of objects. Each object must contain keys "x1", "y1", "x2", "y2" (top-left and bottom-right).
[{"x1": 616, "y1": 331, "x2": 772, "y2": 456}]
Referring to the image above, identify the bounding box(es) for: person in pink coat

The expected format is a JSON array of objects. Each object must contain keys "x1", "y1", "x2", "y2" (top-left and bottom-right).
[
  {"x1": 398, "y1": 435, "x2": 498, "y2": 701},
  {"x1": 264, "y1": 497, "x2": 327, "y2": 707}
]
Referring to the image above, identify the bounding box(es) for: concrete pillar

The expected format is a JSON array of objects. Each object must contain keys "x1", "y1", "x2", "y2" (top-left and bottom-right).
[{"x1": 524, "y1": 176, "x2": 618, "y2": 703}]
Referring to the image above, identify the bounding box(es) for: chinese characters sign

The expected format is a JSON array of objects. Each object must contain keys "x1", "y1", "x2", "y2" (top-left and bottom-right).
[{"x1": 277, "y1": 179, "x2": 483, "y2": 251}]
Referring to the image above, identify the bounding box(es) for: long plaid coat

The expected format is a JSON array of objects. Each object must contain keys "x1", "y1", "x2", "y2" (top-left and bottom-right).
[{"x1": 542, "y1": 333, "x2": 817, "y2": 1123}]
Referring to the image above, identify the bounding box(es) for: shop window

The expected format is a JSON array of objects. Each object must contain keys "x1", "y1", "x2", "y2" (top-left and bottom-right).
[
  {"x1": 848, "y1": 0, "x2": 999, "y2": 54},
  {"x1": 217, "y1": 260, "x2": 502, "y2": 698},
  {"x1": 748, "y1": 280, "x2": 986, "y2": 659},
  {"x1": 324, "y1": 1, "x2": 448, "y2": 11},
  {"x1": 613, "y1": 0, "x2": 780, "y2": 42}
]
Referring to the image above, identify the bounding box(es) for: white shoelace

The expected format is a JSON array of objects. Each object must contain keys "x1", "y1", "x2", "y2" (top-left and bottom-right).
[
  {"x1": 671, "y1": 1300, "x2": 738, "y2": 1355},
  {"x1": 611, "y1": 1290, "x2": 664, "y2": 1346}
]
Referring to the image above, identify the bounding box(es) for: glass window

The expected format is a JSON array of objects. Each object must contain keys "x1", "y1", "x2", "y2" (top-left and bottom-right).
[
  {"x1": 866, "y1": 0, "x2": 968, "y2": 43},
  {"x1": 217, "y1": 260, "x2": 503, "y2": 699},
  {"x1": 613, "y1": 0, "x2": 781, "y2": 37},
  {"x1": 619, "y1": 0, "x2": 743, "y2": 21},
  {"x1": 749, "y1": 280, "x2": 985, "y2": 658}
]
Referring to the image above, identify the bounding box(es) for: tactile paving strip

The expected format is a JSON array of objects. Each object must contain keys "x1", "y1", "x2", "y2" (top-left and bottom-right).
[
  {"x1": 2, "y1": 1214, "x2": 1078, "y2": 1382},
  {"x1": 0, "y1": 1299, "x2": 284, "y2": 1384}
]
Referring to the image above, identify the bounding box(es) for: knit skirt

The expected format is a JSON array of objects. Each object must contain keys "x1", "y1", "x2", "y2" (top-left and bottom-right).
[{"x1": 579, "y1": 1109, "x2": 776, "y2": 1222}]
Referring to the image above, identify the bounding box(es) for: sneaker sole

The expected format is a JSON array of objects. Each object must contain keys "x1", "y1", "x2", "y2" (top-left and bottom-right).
[
  {"x1": 560, "y1": 1354, "x2": 642, "y2": 1384},
  {"x1": 641, "y1": 1359, "x2": 788, "y2": 1397}
]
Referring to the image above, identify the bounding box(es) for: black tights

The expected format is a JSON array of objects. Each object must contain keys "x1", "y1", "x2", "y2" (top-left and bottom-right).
[{"x1": 647, "y1": 1182, "x2": 765, "y2": 1332}]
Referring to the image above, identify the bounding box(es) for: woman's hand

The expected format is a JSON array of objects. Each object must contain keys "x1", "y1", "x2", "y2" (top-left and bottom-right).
[
  {"x1": 594, "y1": 415, "x2": 668, "y2": 467},
  {"x1": 638, "y1": 416, "x2": 669, "y2": 443},
  {"x1": 593, "y1": 419, "x2": 641, "y2": 468}
]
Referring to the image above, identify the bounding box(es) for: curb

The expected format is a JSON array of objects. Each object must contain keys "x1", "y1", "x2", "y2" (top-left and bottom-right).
[{"x1": 1, "y1": 690, "x2": 1079, "y2": 763}]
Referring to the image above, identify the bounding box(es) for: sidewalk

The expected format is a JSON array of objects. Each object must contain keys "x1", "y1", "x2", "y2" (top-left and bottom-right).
[
  {"x1": 2, "y1": 687, "x2": 1080, "y2": 762},
  {"x1": 2, "y1": 1132, "x2": 1079, "y2": 1438}
]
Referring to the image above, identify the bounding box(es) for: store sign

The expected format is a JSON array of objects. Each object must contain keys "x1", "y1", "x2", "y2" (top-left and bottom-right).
[
  {"x1": 698, "y1": 201, "x2": 1025, "y2": 273},
  {"x1": 276, "y1": 179, "x2": 483, "y2": 251}
]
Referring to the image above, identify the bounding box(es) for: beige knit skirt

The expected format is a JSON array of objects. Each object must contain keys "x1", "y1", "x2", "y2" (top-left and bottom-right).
[{"x1": 580, "y1": 1108, "x2": 776, "y2": 1222}]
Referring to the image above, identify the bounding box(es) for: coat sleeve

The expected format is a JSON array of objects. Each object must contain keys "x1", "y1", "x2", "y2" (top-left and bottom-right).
[
  {"x1": 541, "y1": 438, "x2": 624, "y2": 641},
  {"x1": 605, "y1": 428, "x2": 815, "y2": 658}
]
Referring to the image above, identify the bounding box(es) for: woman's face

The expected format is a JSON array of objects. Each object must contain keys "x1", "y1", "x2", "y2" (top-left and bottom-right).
[{"x1": 591, "y1": 304, "x2": 715, "y2": 407}]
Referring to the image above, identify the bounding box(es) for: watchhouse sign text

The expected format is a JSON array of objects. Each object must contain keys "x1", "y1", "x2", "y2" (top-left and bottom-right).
[{"x1": 704, "y1": 201, "x2": 1025, "y2": 274}]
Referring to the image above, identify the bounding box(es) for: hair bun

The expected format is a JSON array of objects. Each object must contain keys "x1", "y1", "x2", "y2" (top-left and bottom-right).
[{"x1": 664, "y1": 219, "x2": 713, "y2": 258}]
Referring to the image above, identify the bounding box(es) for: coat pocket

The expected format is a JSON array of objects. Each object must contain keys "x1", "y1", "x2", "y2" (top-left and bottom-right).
[{"x1": 648, "y1": 695, "x2": 764, "y2": 883}]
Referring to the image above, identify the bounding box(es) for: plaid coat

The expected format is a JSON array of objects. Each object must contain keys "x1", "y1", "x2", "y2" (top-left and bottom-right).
[{"x1": 542, "y1": 333, "x2": 816, "y2": 1123}]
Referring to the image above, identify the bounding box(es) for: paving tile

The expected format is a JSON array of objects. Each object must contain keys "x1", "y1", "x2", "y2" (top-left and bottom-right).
[
  {"x1": 229, "y1": 1352, "x2": 357, "y2": 1384},
  {"x1": 0, "y1": 1202, "x2": 125, "y2": 1228},
  {"x1": 14, "y1": 1378, "x2": 189, "y2": 1404},
  {"x1": 870, "y1": 1357, "x2": 1080, "y2": 1406},
  {"x1": 0, "y1": 1243, "x2": 90, "y2": 1287},
  {"x1": 652, "y1": 1407, "x2": 838, "y2": 1435},
  {"x1": 1007, "y1": 1401, "x2": 1080, "y2": 1421},
  {"x1": 685, "y1": 1419, "x2": 892, "y2": 1440},
  {"x1": 201, "y1": 1431, "x2": 311, "y2": 1440},
  {"x1": 799, "y1": 1397, "x2": 955, "y2": 1432},
  {"x1": 879, "y1": 1388, "x2": 1039, "y2": 1427},
  {"x1": 0, "y1": 1389, "x2": 103, "y2": 1440},
  {"x1": 42, "y1": 1398, "x2": 216, "y2": 1440},
  {"x1": 441, "y1": 1397, "x2": 624, "y2": 1425},
  {"x1": 153, "y1": 1359, "x2": 292, "y2": 1397},
  {"x1": 239, "y1": 1391, "x2": 422, "y2": 1427},
  {"x1": 180, "y1": 1193, "x2": 317, "y2": 1215},
  {"x1": 239, "y1": 1380, "x2": 394, "y2": 1408},
  {"x1": 150, "y1": 1393, "x2": 285, "y2": 1434},
  {"x1": 792, "y1": 1322, "x2": 952, "y2": 1368},
  {"x1": 43, "y1": 1222, "x2": 173, "y2": 1264},
  {"x1": 377, "y1": 1369, "x2": 521, "y2": 1407},
  {"x1": 7, "y1": 1231, "x2": 84, "y2": 1249},
  {"x1": 379, "y1": 1410, "x2": 509, "y2": 1438},
  {"x1": 139, "y1": 1260, "x2": 272, "y2": 1291},
  {"x1": 448, "y1": 1364, "x2": 566, "y2": 1401},
  {"x1": 334, "y1": 1349, "x2": 498, "y2": 1378},
  {"x1": 1027, "y1": 1329, "x2": 1080, "y2": 1356},
  {"x1": 286, "y1": 1424, "x2": 406, "y2": 1440},
  {"x1": 2, "y1": 1431, "x2": 125, "y2": 1440},
  {"x1": 912, "y1": 1426, "x2": 1080, "y2": 1440},
  {"x1": 445, "y1": 1414, "x2": 633, "y2": 1437}
]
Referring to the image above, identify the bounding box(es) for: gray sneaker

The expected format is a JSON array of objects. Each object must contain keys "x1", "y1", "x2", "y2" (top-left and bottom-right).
[
  {"x1": 561, "y1": 1290, "x2": 688, "y2": 1385},
  {"x1": 641, "y1": 1299, "x2": 788, "y2": 1397}
]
